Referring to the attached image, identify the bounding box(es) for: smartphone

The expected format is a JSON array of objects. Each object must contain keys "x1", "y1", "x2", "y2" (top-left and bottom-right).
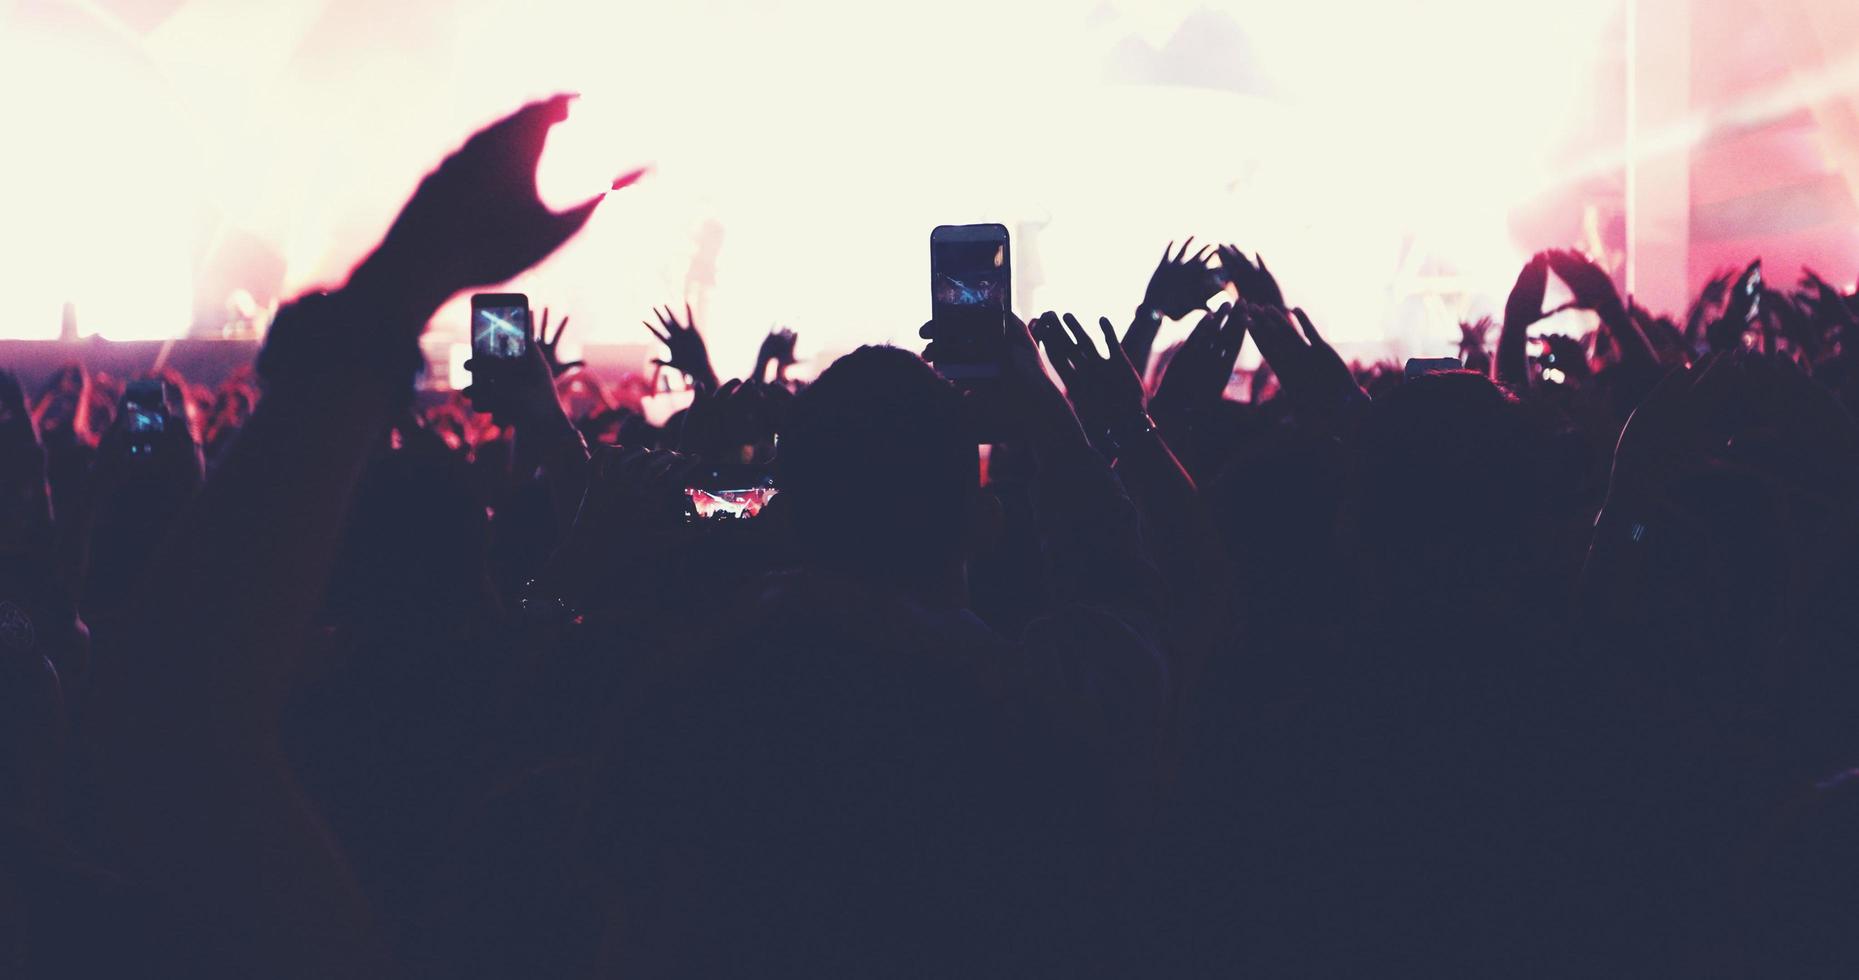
[
  {"x1": 683, "y1": 464, "x2": 778, "y2": 522},
  {"x1": 929, "y1": 224, "x2": 1011, "y2": 381},
  {"x1": 1740, "y1": 260, "x2": 1763, "y2": 322},
  {"x1": 471, "y1": 293, "x2": 531, "y2": 364},
  {"x1": 121, "y1": 379, "x2": 167, "y2": 455}
]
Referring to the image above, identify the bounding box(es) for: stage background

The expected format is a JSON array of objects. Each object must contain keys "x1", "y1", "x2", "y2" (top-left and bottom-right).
[{"x1": 2, "y1": 0, "x2": 1857, "y2": 376}]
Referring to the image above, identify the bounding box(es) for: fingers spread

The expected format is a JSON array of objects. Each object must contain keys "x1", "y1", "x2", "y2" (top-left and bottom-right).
[{"x1": 1061, "y1": 313, "x2": 1095, "y2": 358}]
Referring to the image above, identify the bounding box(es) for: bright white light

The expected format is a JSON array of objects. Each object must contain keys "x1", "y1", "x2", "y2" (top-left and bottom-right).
[{"x1": 0, "y1": 0, "x2": 1624, "y2": 361}]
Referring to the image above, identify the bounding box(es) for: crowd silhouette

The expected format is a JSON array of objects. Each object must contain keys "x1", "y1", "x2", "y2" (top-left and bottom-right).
[{"x1": 5, "y1": 94, "x2": 1859, "y2": 978}]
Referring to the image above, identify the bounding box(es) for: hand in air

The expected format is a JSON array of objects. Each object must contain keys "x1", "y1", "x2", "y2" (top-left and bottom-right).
[
  {"x1": 1544, "y1": 249, "x2": 1625, "y2": 320},
  {"x1": 1246, "y1": 304, "x2": 1366, "y2": 415},
  {"x1": 753, "y1": 327, "x2": 799, "y2": 383},
  {"x1": 1143, "y1": 239, "x2": 1222, "y2": 319},
  {"x1": 1033, "y1": 312, "x2": 1147, "y2": 439},
  {"x1": 1150, "y1": 304, "x2": 1248, "y2": 422},
  {"x1": 353, "y1": 95, "x2": 622, "y2": 318},
  {"x1": 645, "y1": 303, "x2": 719, "y2": 393},
  {"x1": 1503, "y1": 253, "x2": 1552, "y2": 335},
  {"x1": 534, "y1": 307, "x2": 585, "y2": 376},
  {"x1": 1216, "y1": 245, "x2": 1287, "y2": 310}
]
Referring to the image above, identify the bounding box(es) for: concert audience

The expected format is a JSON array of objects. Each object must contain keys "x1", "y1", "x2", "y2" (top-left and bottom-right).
[{"x1": 2, "y1": 94, "x2": 1859, "y2": 978}]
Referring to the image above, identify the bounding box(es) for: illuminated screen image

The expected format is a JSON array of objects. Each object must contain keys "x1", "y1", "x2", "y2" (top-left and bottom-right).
[
  {"x1": 933, "y1": 241, "x2": 1008, "y2": 311},
  {"x1": 473, "y1": 306, "x2": 529, "y2": 360},
  {"x1": 684, "y1": 486, "x2": 778, "y2": 520},
  {"x1": 126, "y1": 408, "x2": 164, "y2": 434}
]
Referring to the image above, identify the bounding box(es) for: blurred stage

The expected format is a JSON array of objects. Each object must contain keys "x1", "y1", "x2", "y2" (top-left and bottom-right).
[{"x1": 2, "y1": 0, "x2": 1858, "y2": 376}]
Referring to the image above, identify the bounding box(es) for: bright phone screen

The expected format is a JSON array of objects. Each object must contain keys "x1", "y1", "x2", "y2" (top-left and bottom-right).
[
  {"x1": 683, "y1": 486, "x2": 778, "y2": 520},
  {"x1": 932, "y1": 240, "x2": 1009, "y2": 312},
  {"x1": 473, "y1": 305, "x2": 530, "y2": 361}
]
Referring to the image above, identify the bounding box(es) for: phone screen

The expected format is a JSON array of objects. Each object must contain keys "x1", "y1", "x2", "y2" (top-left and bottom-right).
[
  {"x1": 683, "y1": 486, "x2": 778, "y2": 521},
  {"x1": 125, "y1": 407, "x2": 164, "y2": 434},
  {"x1": 929, "y1": 226, "x2": 1010, "y2": 380},
  {"x1": 684, "y1": 465, "x2": 777, "y2": 522},
  {"x1": 932, "y1": 240, "x2": 1009, "y2": 311},
  {"x1": 472, "y1": 303, "x2": 530, "y2": 361},
  {"x1": 1743, "y1": 263, "x2": 1763, "y2": 322}
]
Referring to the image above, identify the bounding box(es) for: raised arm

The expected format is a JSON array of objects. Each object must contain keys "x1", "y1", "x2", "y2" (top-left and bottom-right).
[
  {"x1": 466, "y1": 304, "x2": 592, "y2": 544},
  {"x1": 1125, "y1": 239, "x2": 1222, "y2": 379},
  {"x1": 1546, "y1": 249, "x2": 1659, "y2": 373},
  {"x1": 86, "y1": 95, "x2": 616, "y2": 979},
  {"x1": 644, "y1": 302, "x2": 720, "y2": 394},
  {"x1": 1034, "y1": 311, "x2": 1231, "y2": 720},
  {"x1": 1497, "y1": 254, "x2": 1549, "y2": 387}
]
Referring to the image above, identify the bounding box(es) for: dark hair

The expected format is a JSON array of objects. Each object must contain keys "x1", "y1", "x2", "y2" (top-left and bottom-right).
[
  {"x1": 1351, "y1": 370, "x2": 1542, "y2": 581},
  {"x1": 777, "y1": 346, "x2": 974, "y2": 592}
]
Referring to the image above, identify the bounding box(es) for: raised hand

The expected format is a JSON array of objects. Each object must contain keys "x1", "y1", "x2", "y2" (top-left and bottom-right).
[
  {"x1": 1458, "y1": 317, "x2": 1495, "y2": 355},
  {"x1": 1246, "y1": 304, "x2": 1367, "y2": 416},
  {"x1": 1544, "y1": 249, "x2": 1624, "y2": 319},
  {"x1": 1033, "y1": 312, "x2": 1147, "y2": 442},
  {"x1": 1458, "y1": 316, "x2": 1496, "y2": 375},
  {"x1": 1216, "y1": 244, "x2": 1287, "y2": 310},
  {"x1": 534, "y1": 307, "x2": 585, "y2": 376},
  {"x1": 1143, "y1": 239, "x2": 1222, "y2": 319},
  {"x1": 349, "y1": 95, "x2": 616, "y2": 322},
  {"x1": 1765, "y1": 288, "x2": 1821, "y2": 358},
  {"x1": 1497, "y1": 254, "x2": 1551, "y2": 384},
  {"x1": 998, "y1": 310, "x2": 1091, "y2": 448},
  {"x1": 1801, "y1": 269, "x2": 1853, "y2": 316},
  {"x1": 1150, "y1": 304, "x2": 1247, "y2": 423},
  {"x1": 1547, "y1": 248, "x2": 1660, "y2": 372},
  {"x1": 644, "y1": 302, "x2": 719, "y2": 393},
  {"x1": 1800, "y1": 269, "x2": 1858, "y2": 355},
  {"x1": 1505, "y1": 254, "x2": 1551, "y2": 333},
  {"x1": 753, "y1": 327, "x2": 799, "y2": 383},
  {"x1": 1683, "y1": 268, "x2": 1737, "y2": 346},
  {"x1": 1704, "y1": 260, "x2": 1765, "y2": 353}
]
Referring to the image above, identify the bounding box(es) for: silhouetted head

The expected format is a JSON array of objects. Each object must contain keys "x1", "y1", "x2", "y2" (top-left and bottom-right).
[
  {"x1": 1349, "y1": 371, "x2": 1545, "y2": 600},
  {"x1": 778, "y1": 346, "x2": 976, "y2": 599}
]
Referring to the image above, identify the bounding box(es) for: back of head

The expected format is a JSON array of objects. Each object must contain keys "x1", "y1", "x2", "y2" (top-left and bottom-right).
[
  {"x1": 1350, "y1": 371, "x2": 1543, "y2": 596},
  {"x1": 778, "y1": 346, "x2": 974, "y2": 594}
]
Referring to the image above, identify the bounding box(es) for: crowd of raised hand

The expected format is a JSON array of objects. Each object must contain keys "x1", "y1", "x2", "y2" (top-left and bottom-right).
[{"x1": 4, "y1": 95, "x2": 1859, "y2": 979}]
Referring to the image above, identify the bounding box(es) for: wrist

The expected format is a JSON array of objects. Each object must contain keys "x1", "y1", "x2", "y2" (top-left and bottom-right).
[
  {"x1": 1098, "y1": 410, "x2": 1160, "y2": 461},
  {"x1": 345, "y1": 252, "x2": 449, "y2": 331}
]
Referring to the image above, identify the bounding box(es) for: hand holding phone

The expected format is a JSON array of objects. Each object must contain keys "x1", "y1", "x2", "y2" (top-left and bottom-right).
[
  {"x1": 926, "y1": 224, "x2": 1011, "y2": 382},
  {"x1": 465, "y1": 292, "x2": 530, "y2": 417}
]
